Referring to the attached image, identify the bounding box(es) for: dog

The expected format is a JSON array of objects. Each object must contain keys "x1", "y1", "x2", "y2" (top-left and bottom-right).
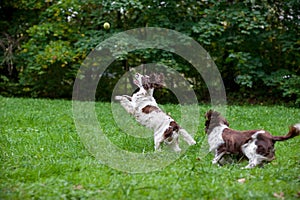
[
  {"x1": 115, "y1": 73, "x2": 196, "y2": 152},
  {"x1": 204, "y1": 110, "x2": 300, "y2": 168}
]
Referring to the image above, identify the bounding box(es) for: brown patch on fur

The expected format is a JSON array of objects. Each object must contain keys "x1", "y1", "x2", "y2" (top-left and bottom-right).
[
  {"x1": 219, "y1": 129, "x2": 258, "y2": 156},
  {"x1": 142, "y1": 105, "x2": 159, "y2": 114},
  {"x1": 164, "y1": 121, "x2": 180, "y2": 139}
]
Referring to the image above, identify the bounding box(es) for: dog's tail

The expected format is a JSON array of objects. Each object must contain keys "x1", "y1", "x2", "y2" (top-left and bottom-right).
[
  {"x1": 272, "y1": 123, "x2": 300, "y2": 142},
  {"x1": 179, "y1": 128, "x2": 196, "y2": 145}
]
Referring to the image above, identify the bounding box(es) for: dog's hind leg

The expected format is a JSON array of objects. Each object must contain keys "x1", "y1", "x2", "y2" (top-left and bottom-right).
[{"x1": 178, "y1": 128, "x2": 196, "y2": 145}]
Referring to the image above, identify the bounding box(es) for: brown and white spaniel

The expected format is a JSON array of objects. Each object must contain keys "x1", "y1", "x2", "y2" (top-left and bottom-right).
[
  {"x1": 204, "y1": 110, "x2": 300, "y2": 168},
  {"x1": 115, "y1": 73, "x2": 196, "y2": 152}
]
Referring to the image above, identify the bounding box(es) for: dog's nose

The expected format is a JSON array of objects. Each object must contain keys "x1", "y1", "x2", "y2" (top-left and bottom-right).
[{"x1": 135, "y1": 73, "x2": 141, "y2": 78}]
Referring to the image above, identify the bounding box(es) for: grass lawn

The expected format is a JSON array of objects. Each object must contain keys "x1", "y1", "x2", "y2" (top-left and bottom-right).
[{"x1": 1, "y1": 96, "x2": 299, "y2": 199}]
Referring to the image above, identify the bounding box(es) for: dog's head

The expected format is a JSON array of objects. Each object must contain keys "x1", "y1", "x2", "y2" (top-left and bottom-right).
[
  {"x1": 204, "y1": 110, "x2": 229, "y2": 134},
  {"x1": 134, "y1": 73, "x2": 164, "y2": 90}
]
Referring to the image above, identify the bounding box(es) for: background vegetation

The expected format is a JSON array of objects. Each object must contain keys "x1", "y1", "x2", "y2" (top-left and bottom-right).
[{"x1": 0, "y1": 0, "x2": 300, "y2": 105}]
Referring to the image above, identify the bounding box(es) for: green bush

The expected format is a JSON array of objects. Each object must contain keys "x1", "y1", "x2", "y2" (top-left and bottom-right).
[{"x1": 0, "y1": 0, "x2": 299, "y2": 104}]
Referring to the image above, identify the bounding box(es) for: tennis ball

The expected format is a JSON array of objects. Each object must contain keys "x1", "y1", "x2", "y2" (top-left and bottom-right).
[{"x1": 103, "y1": 22, "x2": 110, "y2": 30}]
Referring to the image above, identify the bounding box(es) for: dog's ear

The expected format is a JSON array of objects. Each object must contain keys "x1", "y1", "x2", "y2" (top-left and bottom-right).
[
  {"x1": 204, "y1": 110, "x2": 212, "y2": 133},
  {"x1": 149, "y1": 73, "x2": 156, "y2": 82},
  {"x1": 204, "y1": 110, "x2": 213, "y2": 134},
  {"x1": 213, "y1": 110, "x2": 229, "y2": 127},
  {"x1": 205, "y1": 110, "x2": 230, "y2": 127},
  {"x1": 141, "y1": 76, "x2": 150, "y2": 90},
  {"x1": 205, "y1": 109, "x2": 213, "y2": 120}
]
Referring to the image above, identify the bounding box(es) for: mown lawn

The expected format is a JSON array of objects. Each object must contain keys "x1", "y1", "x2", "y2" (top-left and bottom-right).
[{"x1": 0, "y1": 97, "x2": 299, "y2": 199}]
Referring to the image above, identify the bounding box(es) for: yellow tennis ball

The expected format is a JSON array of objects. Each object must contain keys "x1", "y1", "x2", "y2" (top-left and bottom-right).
[{"x1": 103, "y1": 22, "x2": 110, "y2": 30}]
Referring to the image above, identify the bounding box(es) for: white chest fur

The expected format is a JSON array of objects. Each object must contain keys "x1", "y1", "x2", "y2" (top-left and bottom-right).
[{"x1": 207, "y1": 124, "x2": 228, "y2": 152}]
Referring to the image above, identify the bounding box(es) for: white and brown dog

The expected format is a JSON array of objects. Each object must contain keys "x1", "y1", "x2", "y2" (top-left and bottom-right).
[
  {"x1": 205, "y1": 110, "x2": 300, "y2": 168},
  {"x1": 115, "y1": 73, "x2": 196, "y2": 152}
]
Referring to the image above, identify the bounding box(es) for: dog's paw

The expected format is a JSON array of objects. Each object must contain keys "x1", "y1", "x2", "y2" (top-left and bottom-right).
[
  {"x1": 115, "y1": 96, "x2": 124, "y2": 101},
  {"x1": 242, "y1": 163, "x2": 255, "y2": 169},
  {"x1": 173, "y1": 147, "x2": 181, "y2": 153},
  {"x1": 189, "y1": 140, "x2": 196, "y2": 145},
  {"x1": 155, "y1": 147, "x2": 162, "y2": 152},
  {"x1": 212, "y1": 159, "x2": 218, "y2": 165}
]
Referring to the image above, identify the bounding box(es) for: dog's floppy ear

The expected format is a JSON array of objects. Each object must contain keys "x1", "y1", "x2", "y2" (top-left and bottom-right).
[
  {"x1": 205, "y1": 110, "x2": 230, "y2": 129},
  {"x1": 149, "y1": 73, "x2": 155, "y2": 81},
  {"x1": 213, "y1": 110, "x2": 229, "y2": 127},
  {"x1": 141, "y1": 76, "x2": 150, "y2": 90},
  {"x1": 204, "y1": 110, "x2": 213, "y2": 134},
  {"x1": 205, "y1": 109, "x2": 213, "y2": 120}
]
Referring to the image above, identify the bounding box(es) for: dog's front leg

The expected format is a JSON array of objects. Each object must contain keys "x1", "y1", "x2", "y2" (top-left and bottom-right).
[
  {"x1": 154, "y1": 135, "x2": 164, "y2": 151},
  {"x1": 212, "y1": 150, "x2": 226, "y2": 165},
  {"x1": 115, "y1": 95, "x2": 134, "y2": 115},
  {"x1": 243, "y1": 163, "x2": 255, "y2": 169},
  {"x1": 178, "y1": 128, "x2": 196, "y2": 145},
  {"x1": 243, "y1": 157, "x2": 264, "y2": 169}
]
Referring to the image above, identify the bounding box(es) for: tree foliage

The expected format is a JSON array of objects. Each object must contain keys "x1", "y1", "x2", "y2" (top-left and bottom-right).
[{"x1": 0, "y1": 0, "x2": 299, "y2": 105}]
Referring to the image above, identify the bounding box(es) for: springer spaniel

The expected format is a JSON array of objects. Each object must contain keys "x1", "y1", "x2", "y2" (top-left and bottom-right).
[
  {"x1": 115, "y1": 73, "x2": 196, "y2": 152},
  {"x1": 205, "y1": 110, "x2": 300, "y2": 168}
]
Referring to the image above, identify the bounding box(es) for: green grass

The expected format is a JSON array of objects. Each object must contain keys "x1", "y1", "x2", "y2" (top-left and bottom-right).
[{"x1": 1, "y1": 96, "x2": 300, "y2": 199}]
